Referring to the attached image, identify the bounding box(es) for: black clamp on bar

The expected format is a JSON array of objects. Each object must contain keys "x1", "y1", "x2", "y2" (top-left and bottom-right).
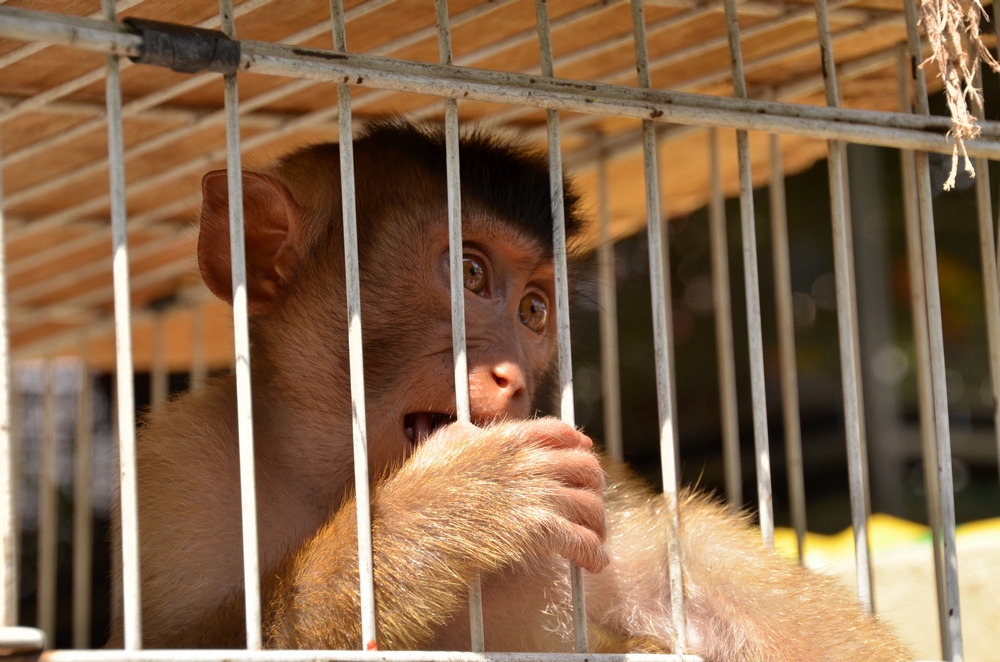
[{"x1": 123, "y1": 18, "x2": 240, "y2": 75}]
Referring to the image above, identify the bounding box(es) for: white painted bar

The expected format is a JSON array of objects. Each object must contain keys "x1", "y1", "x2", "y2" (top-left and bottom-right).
[
  {"x1": 630, "y1": 0, "x2": 685, "y2": 650},
  {"x1": 108, "y1": 376, "x2": 123, "y2": 639},
  {"x1": 0, "y1": 625, "x2": 45, "y2": 650},
  {"x1": 41, "y1": 652, "x2": 706, "y2": 662},
  {"x1": 720, "y1": 0, "x2": 774, "y2": 546},
  {"x1": 329, "y1": 0, "x2": 377, "y2": 648},
  {"x1": 102, "y1": 0, "x2": 143, "y2": 644},
  {"x1": 72, "y1": 343, "x2": 94, "y2": 649},
  {"x1": 217, "y1": 0, "x2": 264, "y2": 649},
  {"x1": 8, "y1": 367, "x2": 20, "y2": 625},
  {"x1": 596, "y1": 147, "x2": 624, "y2": 462},
  {"x1": 707, "y1": 128, "x2": 741, "y2": 512},
  {"x1": 151, "y1": 313, "x2": 168, "y2": 412},
  {"x1": 37, "y1": 360, "x2": 57, "y2": 643},
  {"x1": 191, "y1": 305, "x2": 208, "y2": 392},
  {"x1": 533, "y1": 0, "x2": 587, "y2": 651},
  {"x1": 901, "y1": 0, "x2": 963, "y2": 656},
  {"x1": 812, "y1": 0, "x2": 872, "y2": 610},
  {"x1": 433, "y1": 0, "x2": 484, "y2": 650},
  {"x1": 0, "y1": 135, "x2": 16, "y2": 628},
  {"x1": 767, "y1": 134, "x2": 806, "y2": 562}
]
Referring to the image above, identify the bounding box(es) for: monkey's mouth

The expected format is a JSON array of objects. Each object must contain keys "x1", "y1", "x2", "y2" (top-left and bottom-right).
[{"x1": 404, "y1": 411, "x2": 456, "y2": 446}]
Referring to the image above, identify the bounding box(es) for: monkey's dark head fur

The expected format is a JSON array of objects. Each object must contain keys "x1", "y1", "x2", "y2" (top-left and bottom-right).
[
  {"x1": 268, "y1": 120, "x2": 586, "y2": 257},
  {"x1": 199, "y1": 120, "x2": 586, "y2": 425}
]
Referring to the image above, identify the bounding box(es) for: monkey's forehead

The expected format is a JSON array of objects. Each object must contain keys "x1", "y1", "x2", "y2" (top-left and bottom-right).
[{"x1": 353, "y1": 122, "x2": 586, "y2": 248}]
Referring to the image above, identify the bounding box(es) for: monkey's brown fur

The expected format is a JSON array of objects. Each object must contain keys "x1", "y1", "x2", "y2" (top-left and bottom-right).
[{"x1": 110, "y1": 123, "x2": 909, "y2": 661}]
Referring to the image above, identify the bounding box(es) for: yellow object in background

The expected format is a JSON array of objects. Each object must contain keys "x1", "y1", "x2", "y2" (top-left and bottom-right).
[{"x1": 775, "y1": 517, "x2": 1000, "y2": 661}]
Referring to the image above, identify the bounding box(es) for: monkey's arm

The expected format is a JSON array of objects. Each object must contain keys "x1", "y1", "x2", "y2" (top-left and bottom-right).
[
  {"x1": 592, "y1": 471, "x2": 909, "y2": 662},
  {"x1": 675, "y1": 493, "x2": 909, "y2": 661},
  {"x1": 265, "y1": 418, "x2": 607, "y2": 650}
]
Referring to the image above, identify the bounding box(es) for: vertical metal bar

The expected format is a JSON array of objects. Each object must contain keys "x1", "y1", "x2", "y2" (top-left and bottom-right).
[
  {"x1": 994, "y1": 19, "x2": 1000, "y2": 289},
  {"x1": 72, "y1": 341, "x2": 93, "y2": 650},
  {"x1": 708, "y1": 128, "x2": 742, "y2": 512},
  {"x1": 37, "y1": 360, "x2": 57, "y2": 643},
  {"x1": 217, "y1": 0, "x2": 263, "y2": 649},
  {"x1": 655, "y1": 127, "x2": 681, "y2": 469},
  {"x1": 433, "y1": 0, "x2": 484, "y2": 650},
  {"x1": 902, "y1": 0, "x2": 963, "y2": 655},
  {"x1": 0, "y1": 135, "x2": 16, "y2": 628},
  {"x1": 596, "y1": 146, "x2": 624, "y2": 463},
  {"x1": 102, "y1": 0, "x2": 142, "y2": 644},
  {"x1": 720, "y1": 0, "x2": 774, "y2": 546},
  {"x1": 108, "y1": 377, "x2": 123, "y2": 639},
  {"x1": 534, "y1": 0, "x2": 586, "y2": 651},
  {"x1": 190, "y1": 304, "x2": 207, "y2": 392},
  {"x1": 8, "y1": 367, "x2": 20, "y2": 630},
  {"x1": 896, "y1": 46, "x2": 948, "y2": 659},
  {"x1": 812, "y1": 0, "x2": 872, "y2": 609},
  {"x1": 151, "y1": 313, "x2": 167, "y2": 411},
  {"x1": 329, "y1": 0, "x2": 377, "y2": 648},
  {"x1": 970, "y1": 59, "x2": 1000, "y2": 490},
  {"x1": 767, "y1": 134, "x2": 806, "y2": 561},
  {"x1": 630, "y1": 0, "x2": 685, "y2": 650}
]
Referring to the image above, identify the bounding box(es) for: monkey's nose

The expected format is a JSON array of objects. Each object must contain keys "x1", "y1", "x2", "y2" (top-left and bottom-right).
[{"x1": 469, "y1": 361, "x2": 530, "y2": 422}]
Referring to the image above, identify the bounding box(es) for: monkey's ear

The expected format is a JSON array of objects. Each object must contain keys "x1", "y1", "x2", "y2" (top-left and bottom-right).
[{"x1": 198, "y1": 170, "x2": 304, "y2": 314}]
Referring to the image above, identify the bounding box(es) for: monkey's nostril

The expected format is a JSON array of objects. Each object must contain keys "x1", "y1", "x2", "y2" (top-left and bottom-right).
[{"x1": 491, "y1": 362, "x2": 524, "y2": 394}]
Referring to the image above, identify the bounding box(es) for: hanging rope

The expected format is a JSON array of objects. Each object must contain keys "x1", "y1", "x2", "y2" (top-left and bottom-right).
[{"x1": 919, "y1": 0, "x2": 999, "y2": 188}]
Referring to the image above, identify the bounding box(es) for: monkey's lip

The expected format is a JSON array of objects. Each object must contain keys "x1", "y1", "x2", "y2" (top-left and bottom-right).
[{"x1": 403, "y1": 411, "x2": 457, "y2": 446}]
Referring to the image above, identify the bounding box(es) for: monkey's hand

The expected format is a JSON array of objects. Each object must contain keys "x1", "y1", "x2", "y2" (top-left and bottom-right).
[
  {"x1": 393, "y1": 417, "x2": 609, "y2": 573},
  {"x1": 264, "y1": 417, "x2": 607, "y2": 650}
]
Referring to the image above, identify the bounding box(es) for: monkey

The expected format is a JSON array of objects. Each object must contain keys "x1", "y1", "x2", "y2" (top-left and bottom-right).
[{"x1": 108, "y1": 122, "x2": 910, "y2": 661}]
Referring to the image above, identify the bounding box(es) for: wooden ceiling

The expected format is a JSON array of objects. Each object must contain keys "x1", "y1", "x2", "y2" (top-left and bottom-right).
[{"x1": 0, "y1": 0, "x2": 961, "y2": 370}]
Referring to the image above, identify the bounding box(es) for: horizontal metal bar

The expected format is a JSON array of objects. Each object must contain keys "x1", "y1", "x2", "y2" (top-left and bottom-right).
[
  {"x1": 0, "y1": 0, "x2": 282, "y2": 125},
  {"x1": 0, "y1": 6, "x2": 142, "y2": 56},
  {"x1": 0, "y1": 0, "x2": 146, "y2": 71},
  {"x1": 43, "y1": 653, "x2": 704, "y2": 662},
  {"x1": 237, "y1": 46, "x2": 1000, "y2": 158},
  {"x1": 0, "y1": 626, "x2": 45, "y2": 651},
  {"x1": 1, "y1": 6, "x2": 997, "y2": 157}
]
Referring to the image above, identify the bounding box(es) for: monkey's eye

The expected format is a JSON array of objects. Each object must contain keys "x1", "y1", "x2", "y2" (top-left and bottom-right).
[
  {"x1": 518, "y1": 292, "x2": 548, "y2": 333},
  {"x1": 463, "y1": 256, "x2": 487, "y2": 294}
]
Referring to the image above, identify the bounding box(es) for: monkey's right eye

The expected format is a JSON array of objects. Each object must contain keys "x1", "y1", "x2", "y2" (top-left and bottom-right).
[{"x1": 463, "y1": 256, "x2": 487, "y2": 294}]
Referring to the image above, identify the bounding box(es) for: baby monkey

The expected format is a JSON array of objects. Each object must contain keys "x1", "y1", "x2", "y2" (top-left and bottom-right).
[{"x1": 112, "y1": 122, "x2": 910, "y2": 661}]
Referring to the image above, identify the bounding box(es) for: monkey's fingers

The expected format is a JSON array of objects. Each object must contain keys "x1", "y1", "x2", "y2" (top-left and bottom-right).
[
  {"x1": 533, "y1": 448, "x2": 605, "y2": 493},
  {"x1": 510, "y1": 417, "x2": 594, "y2": 451},
  {"x1": 541, "y1": 518, "x2": 610, "y2": 573},
  {"x1": 550, "y1": 486, "x2": 608, "y2": 541}
]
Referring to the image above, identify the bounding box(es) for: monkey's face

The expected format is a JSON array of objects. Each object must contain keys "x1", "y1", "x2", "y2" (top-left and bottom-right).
[
  {"x1": 197, "y1": 138, "x2": 572, "y2": 484},
  {"x1": 355, "y1": 211, "x2": 560, "y2": 473}
]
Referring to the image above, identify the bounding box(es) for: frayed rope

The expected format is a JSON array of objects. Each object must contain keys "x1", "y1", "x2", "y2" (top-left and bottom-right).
[{"x1": 918, "y1": 0, "x2": 999, "y2": 189}]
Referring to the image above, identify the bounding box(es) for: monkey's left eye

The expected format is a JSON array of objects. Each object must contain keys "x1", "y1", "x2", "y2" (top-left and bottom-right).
[
  {"x1": 463, "y1": 256, "x2": 488, "y2": 294},
  {"x1": 519, "y1": 292, "x2": 548, "y2": 333}
]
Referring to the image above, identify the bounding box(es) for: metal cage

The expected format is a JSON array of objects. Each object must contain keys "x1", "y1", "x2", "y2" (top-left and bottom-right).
[{"x1": 0, "y1": 0, "x2": 997, "y2": 659}]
